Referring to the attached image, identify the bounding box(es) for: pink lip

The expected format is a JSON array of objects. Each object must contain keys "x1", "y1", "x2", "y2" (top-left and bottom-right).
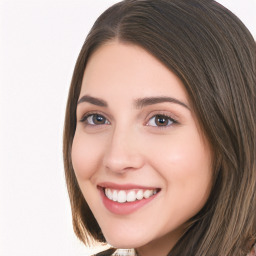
[
  {"x1": 98, "y1": 182, "x2": 158, "y2": 190},
  {"x1": 98, "y1": 182, "x2": 160, "y2": 215}
]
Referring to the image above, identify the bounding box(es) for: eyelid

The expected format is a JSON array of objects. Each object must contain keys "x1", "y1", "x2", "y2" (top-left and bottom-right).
[
  {"x1": 147, "y1": 115, "x2": 175, "y2": 127},
  {"x1": 79, "y1": 111, "x2": 111, "y2": 125},
  {"x1": 145, "y1": 111, "x2": 179, "y2": 127},
  {"x1": 78, "y1": 110, "x2": 179, "y2": 128}
]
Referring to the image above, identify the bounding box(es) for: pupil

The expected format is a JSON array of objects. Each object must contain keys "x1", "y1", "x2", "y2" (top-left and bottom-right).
[
  {"x1": 156, "y1": 115, "x2": 168, "y2": 126},
  {"x1": 93, "y1": 115, "x2": 105, "y2": 124}
]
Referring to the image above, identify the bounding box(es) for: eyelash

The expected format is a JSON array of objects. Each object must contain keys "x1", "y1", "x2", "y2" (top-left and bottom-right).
[
  {"x1": 146, "y1": 114, "x2": 178, "y2": 128},
  {"x1": 80, "y1": 112, "x2": 178, "y2": 128},
  {"x1": 80, "y1": 113, "x2": 110, "y2": 126}
]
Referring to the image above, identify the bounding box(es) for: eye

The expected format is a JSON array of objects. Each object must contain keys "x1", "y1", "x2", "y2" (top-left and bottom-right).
[
  {"x1": 147, "y1": 114, "x2": 176, "y2": 127},
  {"x1": 81, "y1": 114, "x2": 110, "y2": 126}
]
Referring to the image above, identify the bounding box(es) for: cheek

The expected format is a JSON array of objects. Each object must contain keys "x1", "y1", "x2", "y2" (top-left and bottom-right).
[
  {"x1": 153, "y1": 128, "x2": 211, "y2": 172},
  {"x1": 147, "y1": 130, "x2": 212, "y2": 203},
  {"x1": 71, "y1": 131, "x2": 103, "y2": 180},
  {"x1": 146, "y1": 133, "x2": 212, "y2": 235}
]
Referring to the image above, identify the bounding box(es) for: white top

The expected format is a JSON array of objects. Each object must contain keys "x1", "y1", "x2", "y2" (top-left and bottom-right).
[{"x1": 112, "y1": 249, "x2": 137, "y2": 256}]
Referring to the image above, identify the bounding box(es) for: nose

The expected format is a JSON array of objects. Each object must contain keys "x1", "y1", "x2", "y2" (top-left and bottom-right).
[{"x1": 103, "y1": 127, "x2": 145, "y2": 174}]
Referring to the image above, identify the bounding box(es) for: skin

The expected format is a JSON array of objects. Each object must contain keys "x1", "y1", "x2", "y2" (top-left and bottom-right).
[{"x1": 72, "y1": 41, "x2": 213, "y2": 256}]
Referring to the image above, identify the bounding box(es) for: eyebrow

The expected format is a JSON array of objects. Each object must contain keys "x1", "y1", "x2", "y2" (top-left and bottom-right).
[
  {"x1": 77, "y1": 95, "x2": 190, "y2": 110},
  {"x1": 77, "y1": 95, "x2": 108, "y2": 107},
  {"x1": 135, "y1": 96, "x2": 190, "y2": 110}
]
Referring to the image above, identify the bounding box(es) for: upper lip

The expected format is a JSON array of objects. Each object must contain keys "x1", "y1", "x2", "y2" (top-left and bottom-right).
[{"x1": 97, "y1": 182, "x2": 160, "y2": 190}]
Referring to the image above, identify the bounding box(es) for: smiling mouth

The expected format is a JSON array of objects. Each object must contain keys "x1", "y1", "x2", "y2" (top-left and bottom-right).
[{"x1": 103, "y1": 188, "x2": 161, "y2": 203}]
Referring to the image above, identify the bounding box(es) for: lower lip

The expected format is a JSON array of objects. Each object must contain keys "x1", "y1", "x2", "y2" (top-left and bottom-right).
[{"x1": 99, "y1": 188, "x2": 159, "y2": 215}]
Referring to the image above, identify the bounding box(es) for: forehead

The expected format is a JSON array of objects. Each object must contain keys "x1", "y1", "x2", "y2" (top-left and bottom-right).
[{"x1": 80, "y1": 41, "x2": 189, "y2": 105}]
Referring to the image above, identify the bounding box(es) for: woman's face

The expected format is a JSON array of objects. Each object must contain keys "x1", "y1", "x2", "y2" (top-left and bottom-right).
[{"x1": 72, "y1": 41, "x2": 213, "y2": 254}]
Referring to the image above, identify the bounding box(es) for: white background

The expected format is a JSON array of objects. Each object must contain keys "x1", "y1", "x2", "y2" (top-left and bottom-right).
[{"x1": 0, "y1": 1, "x2": 255, "y2": 256}]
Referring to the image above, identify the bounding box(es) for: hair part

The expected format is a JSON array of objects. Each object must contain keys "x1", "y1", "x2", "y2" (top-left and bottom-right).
[{"x1": 63, "y1": 0, "x2": 256, "y2": 255}]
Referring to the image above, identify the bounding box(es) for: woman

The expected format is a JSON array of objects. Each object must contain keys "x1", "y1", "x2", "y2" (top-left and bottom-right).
[{"x1": 63, "y1": 0, "x2": 256, "y2": 255}]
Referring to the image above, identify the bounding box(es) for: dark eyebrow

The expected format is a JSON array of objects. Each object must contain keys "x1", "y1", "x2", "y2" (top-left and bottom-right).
[
  {"x1": 77, "y1": 95, "x2": 189, "y2": 110},
  {"x1": 135, "y1": 96, "x2": 190, "y2": 110},
  {"x1": 77, "y1": 95, "x2": 108, "y2": 107}
]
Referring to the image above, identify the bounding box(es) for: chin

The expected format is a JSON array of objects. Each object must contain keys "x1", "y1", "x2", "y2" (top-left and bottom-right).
[{"x1": 104, "y1": 232, "x2": 150, "y2": 249}]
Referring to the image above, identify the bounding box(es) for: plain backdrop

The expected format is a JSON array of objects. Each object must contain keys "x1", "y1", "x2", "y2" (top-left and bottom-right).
[{"x1": 0, "y1": 1, "x2": 255, "y2": 255}]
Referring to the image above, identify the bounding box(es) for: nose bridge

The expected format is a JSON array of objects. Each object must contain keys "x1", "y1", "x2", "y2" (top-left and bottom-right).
[{"x1": 103, "y1": 124, "x2": 144, "y2": 173}]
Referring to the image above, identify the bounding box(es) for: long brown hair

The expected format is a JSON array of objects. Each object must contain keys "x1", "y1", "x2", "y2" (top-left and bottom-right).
[{"x1": 63, "y1": 0, "x2": 256, "y2": 255}]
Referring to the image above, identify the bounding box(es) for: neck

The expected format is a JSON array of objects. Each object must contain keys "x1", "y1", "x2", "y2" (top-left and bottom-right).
[{"x1": 135, "y1": 227, "x2": 184, "y2": 256}]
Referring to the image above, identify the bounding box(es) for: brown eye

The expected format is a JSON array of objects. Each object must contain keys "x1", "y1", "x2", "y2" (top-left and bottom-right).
[
  {"x1": 147, "y1": 114, "x2": 175, "y2": 127},
  {"x1": 83, "y1": 114, "x2": 110, "y2": 125}
]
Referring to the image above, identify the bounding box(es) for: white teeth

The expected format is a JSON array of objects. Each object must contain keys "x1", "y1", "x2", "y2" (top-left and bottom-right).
[
  {"x1": 112, "y1": 190, "x2": 118, "y2": 201},
  {"x1": 105, "y1": 188, "x2": 113, "y2": 200},
  {"x1": 144, "y1": 190, "x2": 153, "y2": 198},
  {"x1": 127, "y1": 190, "x2": 136, "y2": 202},
  {"x1": 104, "y1": 188, "x2": 158, "y2": 203},
  {"x1": 136, "y1": 190, "x2": 144, "y2": 200},
  {"x1": 117, "y1": 190, "x2": 126, "y2": 203}
]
